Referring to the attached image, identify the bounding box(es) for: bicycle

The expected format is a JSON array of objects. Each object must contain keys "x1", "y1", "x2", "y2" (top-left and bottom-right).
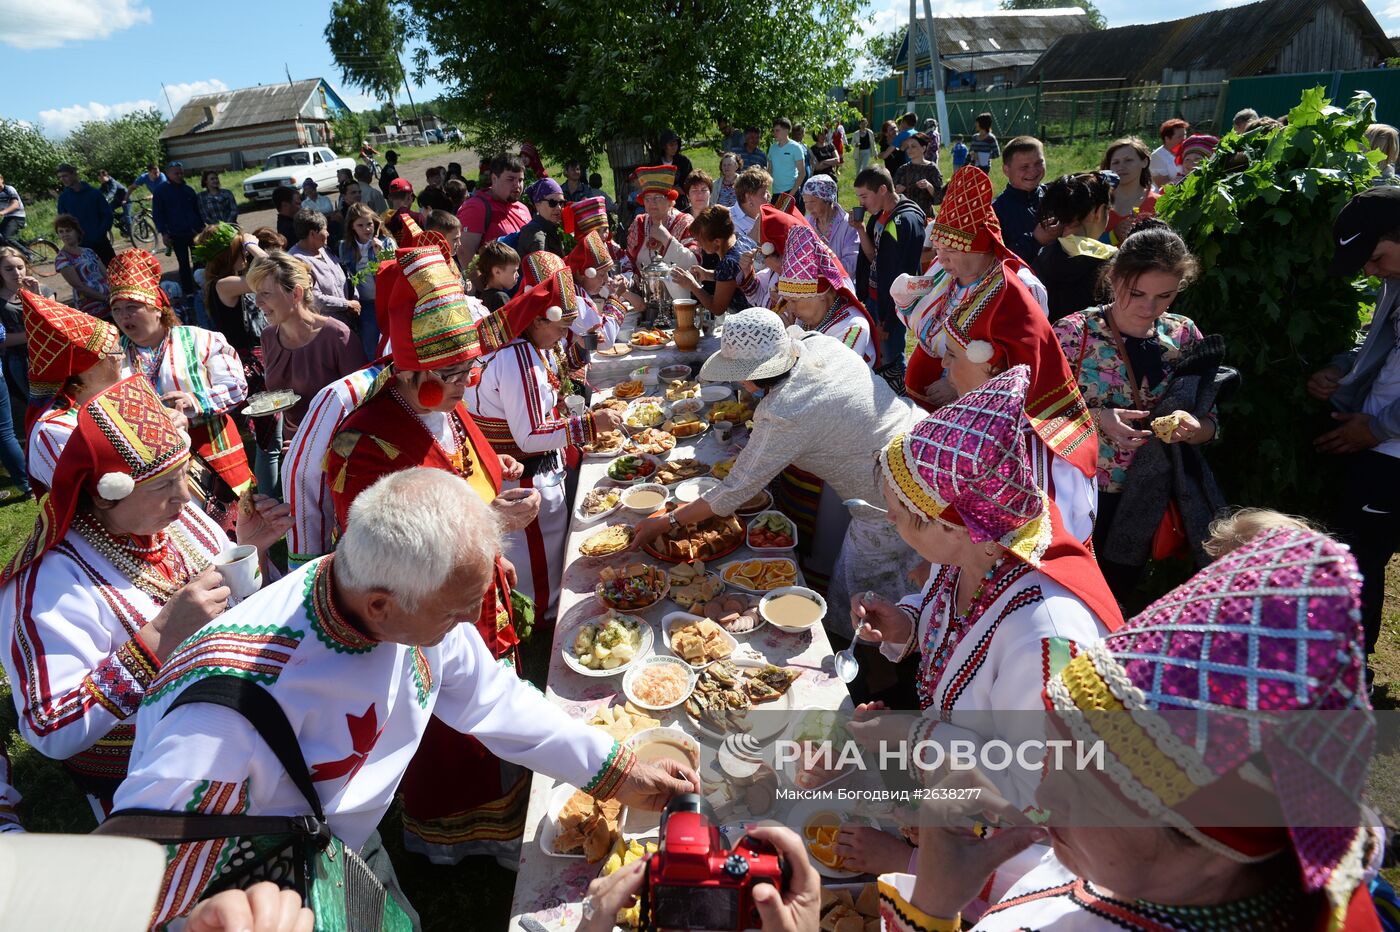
[
  {"x1": 127, "y1": 199, "x2": 157, "y2": 247},
  {"x1": 4, "y1": 229, "x2": 59, "y2": 268}
]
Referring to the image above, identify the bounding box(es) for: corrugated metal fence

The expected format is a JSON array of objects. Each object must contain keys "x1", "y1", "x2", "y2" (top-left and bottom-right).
[{"x1": 1222, "y1": 69, "x2": 1400, "y2": 126}]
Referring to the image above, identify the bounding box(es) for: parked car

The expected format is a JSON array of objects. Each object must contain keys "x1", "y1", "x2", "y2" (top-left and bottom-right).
[
  {"x1": 421, "y1": 128, "x2": 445, "y2": 145},
  {"x1": 443, "y1": 125, "x2": 465, "y2": 143},
  {"x1": 242, "y1": 147, "x2": 356, "y2": 204}
]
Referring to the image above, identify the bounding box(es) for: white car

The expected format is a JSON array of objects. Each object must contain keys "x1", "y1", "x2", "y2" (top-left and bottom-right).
[{"x1": 242, "y1": 147, "x2": 356, "y2": 204}]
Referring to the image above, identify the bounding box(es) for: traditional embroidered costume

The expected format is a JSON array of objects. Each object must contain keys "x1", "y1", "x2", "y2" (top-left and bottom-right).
[
  {"x1": 19, "y1": 290, "x2": 124, "y2": 490},
  {"x1": 776, "y1": 223, "x2": 878, "y2": 367},
  {"x1": 880, "y1": 527, "x2": 1384, "y2": 931},
  {"x1": 108, "y1": 250, "x2": 253, "y2": 502},
  {"x1": 322, "y1": 245, "x2": 526, "y2": 861},
  {"x1": 566, "y1": 228, "x2": 628, "y2": 346},
  {"x1": 113, "y1": 554, "x2": 637, "y2": 926},
  {"x1": 624, "y1": 165, "x2": 700, "y2": 273},
  {"x1": 0, "y1": 376, "x2": 226, "y2": 813},
  {"x1": 467, "y1": 269, "x2": 592, "y2": 620}
]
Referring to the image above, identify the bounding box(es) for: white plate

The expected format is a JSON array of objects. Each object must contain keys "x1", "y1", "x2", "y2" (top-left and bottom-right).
[
  {"x1": 574, "y1": 489, "x2": 624, "y2": 524},
  {"x1": 700, "y1": 384, "x2": 733, "y2": 403},
  {"x1": 787, "y1": 798, "x2": 879, "y2": 879},
  {"x1": 243, "y1": 390, "x2": 300, "y2": 417},
  {"x1": 669, "y1": 398, "x2": 705, "y2": 418},
  {"x1": 717, "y1": 557, "x2": 800, "y2": 595},
  {"x1": 661, "y1": 610, "x2": 740, "y2": 669},
  {"x1": 684, "y1": 656, "x2": 798, "y2": 744},
  {"x1": 619, "y1": 483, "x2": 669, "y2": 516},
  {"x1": 778, "y1": 710, "x2": 859, "y2": 792},
  {"x1": 559, "y1": 612, "x2": 654, "y2": 677},
  {"x1": 659, "y1": 364, "x2": 692, "y2": 382},
  {"x1": 604, "y1": 452, "x2": 663, "y2": 485},
  {"x1": 666, "y1": 419, "x2": 710, "y2": 442},
  {"x1": 581, "y1": 435, "x2": 632, "y2": 459},
  {"x1": 667, "y1": 571, "x2": 727, "y2": 613},
  {"x1": 746, "y1": 510, "x2": 799, "y2": 553},
  {"x1": 622, "y1": 400, "x2": 668, "y2": 432},
  {"x1": 538, "y1": 783, "x2": 586, "y2": 858},
  {"x1": 759, "y1": 586, "x2": 827, "y2": 633},
  {"x1": 674, "y1": 476, "x2": 721, "y2": 503},
  {"x1": 654, "y1": 459, "x2": 710, "y2": 487},
  {"x1": 596, "y1": 567, "x2": 671, "y2": 613},
  {"x1": 623, "y1": 655, "x2": 699, "y2": 712}
]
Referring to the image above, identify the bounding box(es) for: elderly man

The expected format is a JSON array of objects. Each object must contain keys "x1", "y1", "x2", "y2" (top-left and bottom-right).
[{"x1": 114, "y1": 467, "x2": 697, "y2": 926}]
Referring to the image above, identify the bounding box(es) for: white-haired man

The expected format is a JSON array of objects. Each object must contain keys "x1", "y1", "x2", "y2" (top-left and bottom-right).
[{"x1": 114, "y1": 468, "x2": 697, "y2": 926}]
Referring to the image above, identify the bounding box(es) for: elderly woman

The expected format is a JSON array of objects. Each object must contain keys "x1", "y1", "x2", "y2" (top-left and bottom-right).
[
  {"x1": 881, "y1": 526, "x2": 1383, "y2": 932},
  {"x1": 517, "y1": 177, "x2": 567, "y2": 259},
  {"x1": 776, "y1": 223, "x2": 876, "y2": 367},
  {"x1": 1054, "y1": 225, "x2": 1222, "y2": 602},
  {"x1": 803, "y1": 174, "x2": 859, "y2": 276},
  {"x1": 1033, "y1": 171, "x2": 1117, "y2": 321},
  {"x1": 624, "y1": 165, "x2": 699, "y2": 275},
  {"x1": 738, "y1": 203, "x2": 808, "y2": 309},
  {"x1": 287, "y1": 207, "x2": 360, "y2": 331},
  {"x1": 0, "y1": 375, "x2": 289, "y2": 814},
  {"x1": 52, "y1": 214, "x2": 110, "y2": 319},
  {"x1": 714, "y1": 153, "x2": 741, "y2": 208},
  {"x1": 21, "y1": 290, "x2": 127, "y2": 490},
  {"x1": 1101, "y1": 137, "x2": 1157, "y2": 243},
  {"x1": 631, "y1": 308, "x2": 923, "y2": 629},
  {"x1": 837, "y1": 365, "x2": 1120, "y2": 878},
  {"x1": 109, "y1": 249, "x2": 253, "y2": 518}
]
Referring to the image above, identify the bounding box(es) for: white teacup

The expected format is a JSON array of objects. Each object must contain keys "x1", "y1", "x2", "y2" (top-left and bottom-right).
[
  {"x1": 564, "y1": 394, "x2": 587, "y2": 416},
  {"x1": 213, "y1": 544, "x2": 261, "y2": 601}
]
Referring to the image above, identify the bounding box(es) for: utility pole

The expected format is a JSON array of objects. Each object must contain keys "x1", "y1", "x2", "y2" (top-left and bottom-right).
[
  {"x1": 905, "y1": 0, "x2": 917, "y2": 113},
  {"x1": 160, "y1": 83, "x2": 175, "y2": 119},
  {"x1": 397, "y1": 55, "x2": 420, "y2": 131},
  {"x1": 285, "y1": 63, "x2": 293, "y2": 86},
  {"x1": 920, "y1": 0, "x2": 950, "y2": 140}
]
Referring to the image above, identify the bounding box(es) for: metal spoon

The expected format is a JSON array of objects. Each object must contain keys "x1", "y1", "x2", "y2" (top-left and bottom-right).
[
  {"x1": 834, "y1": 589, "x2": 879, "y2": 683},
  {"x1": 842, "y1": 498, "x2": 888, "y2": 515}
]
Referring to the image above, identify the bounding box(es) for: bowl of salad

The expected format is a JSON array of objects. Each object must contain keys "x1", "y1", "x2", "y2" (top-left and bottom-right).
[{"x1": 607, "y1": 453, "x2": 661, "y2": 484}]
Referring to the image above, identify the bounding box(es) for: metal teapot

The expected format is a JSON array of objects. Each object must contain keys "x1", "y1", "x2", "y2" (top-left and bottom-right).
[{"x1": 638, "y1": 255, "x2": 674, "y2": 323}]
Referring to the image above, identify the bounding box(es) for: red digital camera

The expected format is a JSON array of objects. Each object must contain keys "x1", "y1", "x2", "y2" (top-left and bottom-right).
[{"x1": 639, "y1": 794, "x2": 789, "y2": 931}]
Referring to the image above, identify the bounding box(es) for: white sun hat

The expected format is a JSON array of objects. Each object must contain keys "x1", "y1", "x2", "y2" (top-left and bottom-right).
[
  {"x1": 698, "y1": 308, "x2": 800, "y2": 383},
  {"x1": 0, "y1": 833, "x2": 166, "y2": 931}
]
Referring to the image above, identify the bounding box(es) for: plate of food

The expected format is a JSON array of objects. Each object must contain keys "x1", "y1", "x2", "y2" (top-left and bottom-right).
[
  {"x1": 596, "y1": 343, "x2": 634, "y2": 358},
  {"x1": 816, "y1": 884, "x2": 883, "y2": 929},
  {"x1": 591, "y1": 397, "x2": 630, "y2": 415},
  {"x1": 792, "y1": 802, "x2": 878, "y2": 880},
  {"x1": 662, "y1": 612, "x2": 738, "y2": 668},
  {"x1": 582, "y1": 429, "x2": 631, "y2": 458},
  {"x1": 606, "y1": 453, "x2": 661, "y2": 484},
  {"x1": 709, "y1": 457, "x2": 737, "y2": 480},
  {"x1": 699, "y1": 384, "x2": 733, "y2": 404},
  {"x1": 539, "y1": 783, "x2": 623, "y2": 861},
  {"x1": 668, "y1": 398, "x2": 705, "y2": 418},
  {"x1": 691, "y1": 592, "x2": 764, "y2": 635},
  {"x1": 780, "y1": 710, "x2": 858, "y2": 791},
  {"x1": 746, "y1": 511, "x2": 798, "y2": 552},
  {"x1": 629, "y1": 428, "x2": 676, "y2": 456},
  {"x1": 629, "y1": 329, "x2": 671, "y2": 348},
  {"x1": 668, "y1": 561, "x2": 725, "y2": 610},
  {"x1": 735, "y1": 489, "x2": 773, "y2": 518},
  {"x1": 719, "y1": 558, "x2": 799, "y2": 594},
  {"x1": 709, "y1": 398, "x2": 755, "y2": 425},
  {"x1": 596, "y1": 562, "x2": 671, "y2": 612},
  {"x1": 561, "y1": 610, "x2": 653, "y2": 676},
  {"x1": 659, "y1": 364, "x2": 692, "y2": 382},
  {"x1": 684, "y1": 657, "x2": 801, "y2": 742},
  {"x1": 243, "y1": 389, "x2": 300, "y2": 418},
  {"x1": 655, "y1": 458, "x2": 709, "y2": 486},
  {"x1": 643, "y1": 513, "x2": 745, "y2": 564},
  {"x1": 663, "y1": 413, "x2": 709, "y2": 440},
  {"x1": 623, "y1": 655, "x2": 698, "y2": 712},
  {"x1": 623, "y1": 400, "x2": 667, "y2": 432},
  {"x1": 575, "y1": 487, "x2": 623, "y2": 523},
  {"x1": 664, "y1": 379, "x2": 702, "y2": 402},
  {"x1": 612, "y1": 379, "x2": 646, "y2": 400},
  {"x1": 579, "y1": 523, "x2": 635, "y2": 559}
]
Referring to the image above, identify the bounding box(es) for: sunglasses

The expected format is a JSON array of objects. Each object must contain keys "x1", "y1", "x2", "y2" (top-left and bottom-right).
[{"x1": 544, "y1": 199, "x2": 567, "y2": 208}]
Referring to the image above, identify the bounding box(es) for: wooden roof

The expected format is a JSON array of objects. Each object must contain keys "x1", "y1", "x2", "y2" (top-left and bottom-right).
[{"x1": 161, "y1": 79, "x2": 347, "y2": 140}]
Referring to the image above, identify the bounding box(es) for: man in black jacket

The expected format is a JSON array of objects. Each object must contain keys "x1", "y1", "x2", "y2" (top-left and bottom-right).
[{"x1": 852, "y1": 166, "x2": 925, "y2": 391}]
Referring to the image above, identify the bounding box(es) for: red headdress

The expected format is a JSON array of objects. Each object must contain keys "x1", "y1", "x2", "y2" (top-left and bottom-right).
[
  {"x1": 107, "y1": 250, "x2": 169, "y2": 308},
  {"x1": 755, "y1": 204, "x2": 810, "y2": 257}
]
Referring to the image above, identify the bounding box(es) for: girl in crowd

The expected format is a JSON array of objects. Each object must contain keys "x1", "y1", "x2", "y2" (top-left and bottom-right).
[
  {"x1": 668, "y1": 206, "x2": 748, "y2": 316},
  {"x1": 1100, "y1": 137, "x2": 1158, "y2": 243},
  {"x1": 1365, "y1": 123, "x2": 1400, "y2": 186},
  {"x1": 340, "y1": 202, "x2": 397, "y2": 359},
  {"x1": 52, "y1": 214, "x2": 109, "y2": 319},
  {"x1": 1033, "y1": 171, "x2": 1118, "y2": 321},
  {"x1": 894, "y1": 132, "x2": 944, "y2": 219}
]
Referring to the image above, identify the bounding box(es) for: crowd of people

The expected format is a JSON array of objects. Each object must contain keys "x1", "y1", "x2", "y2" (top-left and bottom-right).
[{"x1": 0, "y1": 104, "x2": 1393, "y2": 932}]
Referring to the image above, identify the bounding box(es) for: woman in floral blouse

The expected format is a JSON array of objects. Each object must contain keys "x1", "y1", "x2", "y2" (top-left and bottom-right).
[{"x1": 1053, "y1": 225, "x2": 1217, "y2": 598}]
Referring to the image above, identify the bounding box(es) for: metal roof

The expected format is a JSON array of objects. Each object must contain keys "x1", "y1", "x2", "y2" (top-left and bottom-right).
[
  {"x1": 894, "y1": 9, "x2": 1091, "y2": 70},
  {"x1": 1023, "y1": 0, "x2": 1394, "y2": 84},
  {"x1": 161, "y1": 79, "x2": 340, "y2": 140}
]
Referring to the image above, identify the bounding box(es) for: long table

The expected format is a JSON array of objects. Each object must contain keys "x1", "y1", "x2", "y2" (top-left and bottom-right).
[{"x1": 508, "y1": 331, "x2": 858, "y2": 930}]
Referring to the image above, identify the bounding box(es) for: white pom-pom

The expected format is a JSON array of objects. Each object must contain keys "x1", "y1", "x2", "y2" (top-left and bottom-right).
[
  {"x1": 585, "y1": 268, "x2": 598, "y2": 279},
  {"x1": 965, "y1": 340, "x2": 995, "y2": 365},
  {"x1": 97, "y1": 472, "x2": 135, "y2": 501},
  {"x1": 546, "y1": 306, "x2": 562, "y2": 322},
  {"x1": 600, "y1": 287, "x2": 611, "y2": 299},
  {"x1": 760, "y1": 242, "x2": 775, "y2": 256}
]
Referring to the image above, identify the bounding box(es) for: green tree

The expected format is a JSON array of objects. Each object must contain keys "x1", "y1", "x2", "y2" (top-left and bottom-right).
[
  {"x1": 1156, "y1": 88, "x2": 1380, "y2": 514},
  {"x1": 0, "y1": 119, "x2": 68, "y2": 201},
  {"x1": 330, "y1": 111, "x2": 367, "y2": 155},
  {"x1": 399, "y1": 0, "x2": 865, "y2": 162},
  {"x1": 1000, "y1": 0, "x2": 1106, "y2": 30},
  {"x1": 323, "y1": 0, "x2": 408, "y2": 111},
  {"x1": 865, "y1": 28, "x2": 904, "y2": 77},
  {"x1": 64, "y1": 108, "x2": 167, "y2": 184}
]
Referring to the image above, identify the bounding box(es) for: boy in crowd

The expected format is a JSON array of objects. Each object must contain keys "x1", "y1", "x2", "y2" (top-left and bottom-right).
[{"x1": 968, "y1": 112, "x2": 1000, "y2": 172}]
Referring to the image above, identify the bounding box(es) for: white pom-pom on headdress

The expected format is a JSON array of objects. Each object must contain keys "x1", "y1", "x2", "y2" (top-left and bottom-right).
[
  {"x1": 600, "y1": 287, "x2": 611, "y2": 299},
  {"x1": 760, "y1": 242, "x2": 775, "y2": 256},
  {"x1": 545, "y1": 306, "x2": 563, "y2": 322},
  {"x1": 585, "y1": 267, "x2": 598, "y2": 279},
  {"x1": 96, "y1": 472, "x2": 135, "y2": 501},
  {"x1": 965, "y1": 340, "x2": 995, "y2": 365}
]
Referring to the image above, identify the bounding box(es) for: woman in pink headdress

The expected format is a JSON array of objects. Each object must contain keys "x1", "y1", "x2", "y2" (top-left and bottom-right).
[
  {"x1": 881, "y1": 525, "x2": 1384, "y2": 932},
  {"x1": 837, "y1": 365, "x2": 1121, "y2": 881},
  {"x1": 774, "y1": 223, "x2": 878, "y2": 368}
]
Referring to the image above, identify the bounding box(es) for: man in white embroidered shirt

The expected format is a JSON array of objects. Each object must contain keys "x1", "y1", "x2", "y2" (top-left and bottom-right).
[{"x1": 113, "y1": 468, "x2": 698, "y2": 927}]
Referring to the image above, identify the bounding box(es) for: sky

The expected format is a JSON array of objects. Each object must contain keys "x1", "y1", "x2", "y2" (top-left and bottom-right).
[{"x1": 4, "y1": 0, "x2": 1399, "y2": 137}]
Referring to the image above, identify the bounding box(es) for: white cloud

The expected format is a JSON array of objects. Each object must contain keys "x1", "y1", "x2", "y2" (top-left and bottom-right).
[
  {"x1": 0, "y1": 0, "x2": 151, "y2": 50},
  {"x1": 39, "y1": 78, "x2": 228, "y2": 138}
]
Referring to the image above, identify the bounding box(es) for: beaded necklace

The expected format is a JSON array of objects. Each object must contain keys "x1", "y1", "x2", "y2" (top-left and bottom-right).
[
  {"x1": 916, "y1": 555, "x2": 1017, "y2": 709},
  {"x1": 389, "y1": 386, "x2": 472, "y2": 479},
  {"x1": 72, "y1": 510, "x2": 209, "y2": 604},
  {"x1": 1082, "y1": 878, "x2": 1302, "y2": 931},
  {"x1": 127, "y1": 333, "x2": 170, "y2": 387}
]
